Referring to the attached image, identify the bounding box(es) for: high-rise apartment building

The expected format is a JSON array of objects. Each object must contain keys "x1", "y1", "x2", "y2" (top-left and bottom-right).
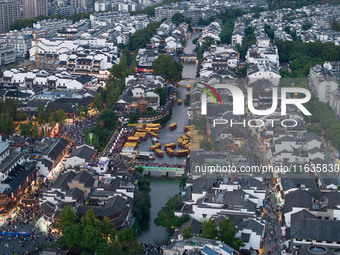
[
  {"x1": 21, "y1": 0, "x2": 48, "y2": 20},
  {"x1": 0, "y1": 0, "x2": 21, "y2": 33},
  {"x1": 70, "y1": 0, "x2": 94, "y2": 10}
]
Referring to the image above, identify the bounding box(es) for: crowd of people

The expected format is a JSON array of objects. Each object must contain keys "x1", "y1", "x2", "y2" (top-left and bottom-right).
[
  {"x1": 60, "y1": 115, "x2": 99, "y2": 146},
  {"x1": 0, "y1": 209, "x2": 58, "y2": 255},
  {"x1": 263, "y1": 177, "x2": 285, "y2": 254},
  {"x1": 140, "y1": 242, "x2": 165, "y2": 254},
  {"x1": 104, "y1": 128, "x2": 132, "y2": 157},
  {"x1": 136, "y1": 162, "x2": 184, "y2": 168}
]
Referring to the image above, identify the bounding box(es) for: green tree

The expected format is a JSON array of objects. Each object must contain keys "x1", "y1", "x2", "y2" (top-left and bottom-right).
[
  {"x1": 219, "y1": 218, "x2": 243, "y2": 251},
  {"x1": 55, "y1": 109, "x2": 66, "y2": 123},
  {"x1": 3, "y1": 99, "x2": 17, "y2": 119},
  {"x1": 331, "y1": 19, "x2": 340, "y2": 32},
  {"x1": 100, "y1": 217, "x2": 116, "y2": 242},
  {"x1": 133, "y1": 179, "x2": 151, "y2": 223},
  {"x1": 129, "y1": 111, "x2": 139, "y2": 123},
  {"x1": 81, "y1": 225, "x2": 106, "y2": 253},
  {"x1": 264, "y1": 24, "x2": 275, "y2": 40},
  {"x1": 93, "y1": 94, "x2": 104, "y2": 112},
  {"x1": 154, "y1": 195, "x2": 190, "y2": 231},
  {"x1": 155, "y1": 87, "x2": 167, "y2": 106},
  {"x1": 59, "y1": 205, "x2": 78, "y2": 232},
  {"x1": 37, "y1": 105, "x2": 46, "y2": 125},
  {"x1": 182, "y1": 226, "x2": 193, "y2": 239},
  {"x1": 302, "y1": 22, "x2": 312, "y2": 30},
  {"x1": 31, "y1": 123, "x2": 40, "y2": 138},
  {"x1": 99, "y1": 109, "x2": 117, "y2": 130},
  {"x1": 106, "y1": 93, "x2": 115, "y2": 109},
  {"x1": 48, "y1": 112, "x2": 56, "y2": 129},
  {"x1": 114, "y1": 229, "x2": 143, "y2": 255},
  {"x1": 81, "y1": 209, "x2": 100, "y2": 228},
  {"x1": 19, "y1": 122, "x2": 32, "y2": 137},
  {"x1": 128, "y1": 21, "x2": 162, "y2": 51},
  {"x1": 0, "y1": 113, "x2": 15, "y2": 135},
  {"x1": 103, "y1": 244, "x2": 125, "y2": 255},
  {"x1": 172, "y1": 13, "x2": 186, "y2": 25},
  {"x1": 201, "y1": 219, "x2": 217, "y2": 240},
  {"x1": 59, "y1": 224, "x2": 83, "y2": 248},
  {"x1": 152, "y1": 54, "x2": 183, "y2": 82}
]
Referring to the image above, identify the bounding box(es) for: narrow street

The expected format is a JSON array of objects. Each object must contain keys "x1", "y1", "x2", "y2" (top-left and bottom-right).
[{"x1": 262, "y1": 177, "x2": 285, "y2": 255}]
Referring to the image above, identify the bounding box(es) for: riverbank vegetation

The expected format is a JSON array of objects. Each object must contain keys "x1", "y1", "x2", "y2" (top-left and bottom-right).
[
  {"x1": 152, "y1": 54, "x2": 183, "y2": 82},
  {"x1": 58, "y1": 206, "x2": 143, "y2": 254},
  {"x1": 154, "y1": 195, "x2": 190, "y2": 233},
  {"x1": 133, "y1": 178, "x2": 151, "y2": 231},
  {"x1": 128, "y1": 21, "x2": 163, "y2": 51}
]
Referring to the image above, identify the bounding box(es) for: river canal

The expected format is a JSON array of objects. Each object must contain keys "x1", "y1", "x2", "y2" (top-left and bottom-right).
[
  {"x1": 182, "y1": 31, "x2": 201, "y2": 79},
  {"x1": 137, "y1": 178, "x2": 180, "y2": 244},
  {"x1": 137, "y1": 32, "x2": 200, "y2": 245}
]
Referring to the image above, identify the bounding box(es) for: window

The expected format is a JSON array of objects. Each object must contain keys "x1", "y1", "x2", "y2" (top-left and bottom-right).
[{"x1": 202, "y1": 214, "x2": 207, "y2": 219}]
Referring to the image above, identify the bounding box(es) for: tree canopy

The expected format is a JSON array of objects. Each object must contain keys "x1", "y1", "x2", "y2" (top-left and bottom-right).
[
  {"x1": 154, "y1": 195, "x2": 190, "y2": 231},
  {"x1": 219, "y1": 218, "x2": 243, "y2": 251},
  {"x1": 172, "y1": 13, "x2": 189, "y2": 25},
  {"x1": 182, "y1": 226, "x2": 193, "y2": 239},
  {"x1": 275, "y1": 39, "x2": 340, "y2": 77},
  {"x1": 128, "y1": 21, "x2": 162, "y2": 51},
  {"x1": 152, "y1": 54, "x2": 183, "y2": 82},
  {"x1": 59, "y1": 207, "x2": 142, "y2": 254},
  {"x1": 0, "y1": 113, "x2": 15, "y2": 135},
  {"x1": 201, "y1": 219, "x2": 217, "y2": 240},
  {"x1": 331, "y1": 19, "x2": 340, "y2": 32}
]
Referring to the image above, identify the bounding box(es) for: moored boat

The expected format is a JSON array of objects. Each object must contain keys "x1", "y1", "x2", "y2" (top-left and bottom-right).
[
  {"x1": 165, "y1": 143, "x2": 176, "y2": 149},
  {"x1": 150, "y1": 143, "x2": 161, "y2": 151},
  {"x1": 150, "y1": 132, "x2": 159, "y2": 138},
  {"x1": 165, "y1": 148, "x2": 176, "y2": 156},
  {"x1": 168, "y1": 123, "x2": 177, "y2": 130},
  {"x1": 136, "y1": 152, "x2": 155, "y2": 160},
  {"x1": 176, "y1": 149, "x2": 189, "y2": 157},
  {"x1": 155, "y1": 149, "x2": 164, "y2": 157}
]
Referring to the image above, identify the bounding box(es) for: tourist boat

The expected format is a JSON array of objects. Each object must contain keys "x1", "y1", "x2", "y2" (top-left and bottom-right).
[
  {"x1": 136, "y1": 152, "x2": 155, "y2": 160},
  {"x1": 176, "y1": 149, "x2": 189, "y2": 157},
  {"x1": 150, "y1": 132, "x2": 159, "y2": 138},
  {"x1": 134, "y1": 131, "x2": 148, "y2": 140},
  {"x1": 165, "y1": 148, "x2": 176, "y2": 156},
  {"x1": 127, "y1": 136, "x2": 141, "y2": 143},
  {"x1": 186, "y1": 92, "x2": 190, "y2": 96},
  {"x1": 151, "y1": 138, "x2": 159, "y2": 144},
  {"x1": 154, "y1": 149, "x2": 164, "y2": 157},
  {"x1": 177, "y1": 99, "x2": 182, "y2": 105},
  {"x1": 165, "y1": 143, "x2": 176, "y2": 149},
  {"x1": 146, "y1": 123, "x2": 161, "y2": 129},
  {"x1": 186, "y1": 84, "x2": 191, "y2": 90},
  {"x1": 150, "y1": 143, "x2": 161, "y2": 151},
  {"x1": 124, "y1": 142, "x2": 138, "y2": 149},
  {"x1": 178, "y1": 138, "x2": 183, "y2": 147},
  {"x1": 145, "y1": 127, "x2": 160, "y2": 133},
  {"x1": 184, "y1": 125, "x2": 193, "y2": 132},
  {"x1": 168, "y1": 123, "x2": 177, "y2": 130}
]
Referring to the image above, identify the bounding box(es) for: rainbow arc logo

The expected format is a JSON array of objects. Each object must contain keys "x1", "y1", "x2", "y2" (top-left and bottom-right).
[{"x1": 198, "y1": 82, "x2": 223, "y2": 106}]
